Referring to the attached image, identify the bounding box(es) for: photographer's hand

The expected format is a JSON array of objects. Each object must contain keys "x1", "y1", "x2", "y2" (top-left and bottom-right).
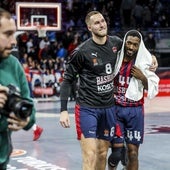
[
  {"x1": 0, "y1": 85, "x2": 8, "y2": 108},
  {"x1": 7, "y1": 113, "x2": 30, "y2": 131}
]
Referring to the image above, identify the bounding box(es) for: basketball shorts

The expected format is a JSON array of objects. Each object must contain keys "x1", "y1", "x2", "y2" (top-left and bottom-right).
[
  {"x1": 113, "y1": 105, "x2": 144, "y2": 145},
  {"x1": 75, "y1": 104, "x2": 116, "y2": 141}
]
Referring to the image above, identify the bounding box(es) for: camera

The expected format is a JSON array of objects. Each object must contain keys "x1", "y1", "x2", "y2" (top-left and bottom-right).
[{"x1": 2, "y1": 84, "x2": 33, "y2": 120}]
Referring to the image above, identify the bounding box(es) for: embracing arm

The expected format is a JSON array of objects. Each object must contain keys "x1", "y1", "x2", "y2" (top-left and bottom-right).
[{"x1": 149, "y1": 54, "x2": 158, "y2": 72}]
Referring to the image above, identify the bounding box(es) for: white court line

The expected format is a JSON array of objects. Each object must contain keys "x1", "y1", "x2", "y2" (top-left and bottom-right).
[{"x1": 36, "y1": 112, "x2": 75, "y2": 118}]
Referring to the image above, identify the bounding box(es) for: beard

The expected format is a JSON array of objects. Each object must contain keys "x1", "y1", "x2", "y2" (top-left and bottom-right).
[
  {"x1": 125, "y1": 47, "x2": 138, "y2": 59},
  {"x1": 93, "y1": 28, "x2": 107, "y2": 38},
  {"x1": 0, "y1": 49, "x2": 11, "y2": 59},
  {"x1": 0, "y1": 49, "x2": 3, "y2": 58}
]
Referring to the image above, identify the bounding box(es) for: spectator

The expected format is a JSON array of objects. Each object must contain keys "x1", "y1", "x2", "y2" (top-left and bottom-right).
[
  {"x1": 144, "y1": 31, "x2": 156, "y2": 54},
  {"x1": 132, "y1": 1, "x2": 144, "y2": 28},
  {"x1": 26, "y1": 38, "x2": 34, "y2": 53},
  {"x1": 143, "y1": 5, "x2": 152, "y2": 28},
  {"x1": 120, "y1": 0, "x2": 135, "y2": 27},
  {"x1": 22, "y1": 61, "x2": 44, "y2": 141}
]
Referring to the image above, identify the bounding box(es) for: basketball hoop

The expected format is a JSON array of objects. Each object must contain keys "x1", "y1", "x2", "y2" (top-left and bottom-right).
[{"x1": 36, "y1": 26, "x2": 47, "y2": 38}]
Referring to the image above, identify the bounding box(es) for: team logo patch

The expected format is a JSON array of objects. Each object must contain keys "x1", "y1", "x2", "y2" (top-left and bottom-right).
[
  {"x1": 92, "y1": 58, "x2": 98, "y2": 66},
  {"x1": 91, "y1": 52, "x2": 98, "y2": 66},
  {"x1": 10, "y1": 149, "x2": 27, "y2": 157},
  {"x1": 104, "y1": 129, "x2": 109, "y2": 137},
  {"x1": 112, "y1": 47, "x2": 117, "y2": 53}
]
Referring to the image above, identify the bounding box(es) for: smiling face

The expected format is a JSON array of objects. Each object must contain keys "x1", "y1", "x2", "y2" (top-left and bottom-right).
[
  {"x1": 88, "y1": 13, "x2": 107, "y2": 37},
  {"x1": 0, "y1": 16, "x2": 17, "y2": 58},
  {"x1": 124, "y1": 36, "x2": 140, "y2": 59},
  {"x1": 86, "y1": 12, "x2": 108, "y2": 44}
]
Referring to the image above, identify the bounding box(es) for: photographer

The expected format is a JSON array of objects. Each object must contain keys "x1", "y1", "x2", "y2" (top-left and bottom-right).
[{"x1": 0, "y1": 8, "x2": 35, "y2": 169}]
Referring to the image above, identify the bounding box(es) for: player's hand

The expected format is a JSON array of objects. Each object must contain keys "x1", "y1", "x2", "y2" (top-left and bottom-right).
[
  {"x1": 7, "y1": 113, "x2": 30, "y2": 131},
  {"x1": 131, "y1": 65, "x2": 148, "y2": 89},
  {"x1": 0, "y1": 85, "x2": 8, "y2": 108},
  {"x1": 60, "y1": 111, "x2": 70, "y2": 128},
  {"x1": 150, "y1": 55, "x2": 158, "y2": 72},
  {"x1": 131, "y1": 65, "x2": 145, "y2": 79}
]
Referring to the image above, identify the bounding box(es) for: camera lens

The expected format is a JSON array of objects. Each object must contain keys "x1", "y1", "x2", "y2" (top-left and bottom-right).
[
  {"x1": 15, "y1": 101, "x2": 33, "y2": 120},
  {"x1": 2, "y1": 84, "x2": 33, "y2": 119}
]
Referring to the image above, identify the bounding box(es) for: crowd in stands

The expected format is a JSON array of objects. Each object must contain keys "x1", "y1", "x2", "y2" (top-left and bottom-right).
[
  {"x1": 14, "y1": 26, "x2": 82, "y2": 98},
  {"x1": 1, "y1": 0, "x2": 170, "y2": 31},
  {"x1": 1, "y1": 0, "x2": 169, "y2": 98}
]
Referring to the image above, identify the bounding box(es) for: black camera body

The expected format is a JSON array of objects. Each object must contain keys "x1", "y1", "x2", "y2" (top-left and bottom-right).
[{"x1": 2, "y1": 84, "x2": 33, "y2": 120}]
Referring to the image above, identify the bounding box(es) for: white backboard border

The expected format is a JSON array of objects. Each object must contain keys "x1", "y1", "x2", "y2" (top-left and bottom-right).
[{"x1": 16, "y1": 2, "x2": 62, "y2": 31}]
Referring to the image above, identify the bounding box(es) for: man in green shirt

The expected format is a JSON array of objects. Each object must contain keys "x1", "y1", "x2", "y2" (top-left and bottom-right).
[{"x1": 0, "y1": 8, "x2": 36, "y2": 169}]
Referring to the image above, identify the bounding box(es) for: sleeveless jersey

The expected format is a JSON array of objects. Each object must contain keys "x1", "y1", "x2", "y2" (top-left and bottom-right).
[{"x1": 114, "y1": 60, "x2": 144, "y2": 106}]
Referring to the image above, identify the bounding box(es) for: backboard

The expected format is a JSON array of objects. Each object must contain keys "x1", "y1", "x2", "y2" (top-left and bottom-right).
[{"x1": 16, "y1": 2, "x2": 62, "y2": 31}]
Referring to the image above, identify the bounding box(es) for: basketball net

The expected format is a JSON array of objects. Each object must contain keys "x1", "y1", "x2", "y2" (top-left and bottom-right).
[{"x1": 36, "y1": 26, "x2": 47, "y2": 38}]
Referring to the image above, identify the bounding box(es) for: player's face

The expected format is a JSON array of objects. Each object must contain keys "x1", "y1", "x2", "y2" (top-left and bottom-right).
[
  {"x1": 125, "y1": 36, "x2": 140, "y2": 58},
  {"x1": 0, "y1": 17, "x2": 17, "y2": 58},
  {"x1": 88, "y1": 13, "x2": 107, "y2": 38}
]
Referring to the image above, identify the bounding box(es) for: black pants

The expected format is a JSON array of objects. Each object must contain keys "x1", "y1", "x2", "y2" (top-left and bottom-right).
[{"x1": 0, "y1": 163, "x2": 7, "y2": 170}]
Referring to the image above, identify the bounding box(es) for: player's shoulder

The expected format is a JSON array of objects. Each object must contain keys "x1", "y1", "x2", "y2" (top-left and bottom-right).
[
  {"x1": 108, "y1": 35, "x2": 122, "y2": 42},
  {"x1": 73, "y1": 38, "x2": 92, "y2": 53},
  {"x1": 78, "y1": 38, "x2": 92, "y2": 48},
  {"x1": 107, "y1": 35, "x2": 123, "y2": 51}
]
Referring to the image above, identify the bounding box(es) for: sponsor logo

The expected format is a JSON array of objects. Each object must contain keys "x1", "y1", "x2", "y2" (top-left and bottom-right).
[
  {"x1": 34, "y1": 87, "x2": 54, "y2": 95},
  {"x1": 91, "y1": 52, "x2": 98, "y2": 57},
  {"x1": 92, "y1": 58, "x2": 98, "y2": 66},
  {"x1": 112, "y1": 47, "x2": 117, "y2": 53},
  {"x1": 104, "y1": 129, "x2": 109, "y2": 137},
  {"x1": 91, "y1": 52, "x2": 98, "y2": 66}
]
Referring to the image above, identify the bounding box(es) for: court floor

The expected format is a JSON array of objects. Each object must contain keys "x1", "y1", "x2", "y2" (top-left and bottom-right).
[{"x1": 7, "y1": 96, "x2": 170, "y2": 170}]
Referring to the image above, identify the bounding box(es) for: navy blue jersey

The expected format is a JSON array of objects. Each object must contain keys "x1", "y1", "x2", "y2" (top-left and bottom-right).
[
  {"x1": 114, "y1": 60, "x2": 144, "y2": 106},
  {"x1": 62, "y1": 36, "x2": 122, "y2": 108}
]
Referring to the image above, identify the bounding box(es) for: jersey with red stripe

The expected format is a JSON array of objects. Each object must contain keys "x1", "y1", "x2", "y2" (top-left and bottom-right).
[{"x1": 114, "y1": 60, "x2": 144, "y2": 106}]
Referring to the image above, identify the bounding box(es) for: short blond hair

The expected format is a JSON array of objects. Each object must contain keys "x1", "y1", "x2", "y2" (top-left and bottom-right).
[{"x1": 85, "y1": 11, "x2": 101, "y2": 25}]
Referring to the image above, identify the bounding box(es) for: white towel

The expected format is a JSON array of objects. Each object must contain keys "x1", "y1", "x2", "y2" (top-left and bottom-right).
[{"x1": 113, "y1": 30, "x2": 160, "y2": 101}]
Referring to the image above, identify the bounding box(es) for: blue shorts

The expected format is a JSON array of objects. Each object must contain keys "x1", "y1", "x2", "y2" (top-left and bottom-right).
[
  {"x1": 75, "y1": 104, "x2": 116, "y2": 141},
  {"x1": 113, "y1": 105, "x2": 144, "y2": 145}
]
